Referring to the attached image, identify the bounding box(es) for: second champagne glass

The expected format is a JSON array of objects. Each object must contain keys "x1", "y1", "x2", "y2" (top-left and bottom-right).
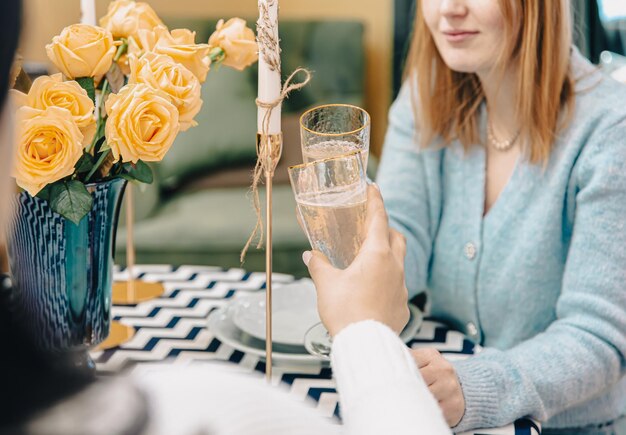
[{"x1": 300, "y1": 104, "x2": 371, "y2": 168}]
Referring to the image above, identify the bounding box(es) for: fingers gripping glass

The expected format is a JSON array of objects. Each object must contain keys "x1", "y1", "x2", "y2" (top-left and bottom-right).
[{"x1": 288, "y1": 152, "x2": 368, "y2": 358}]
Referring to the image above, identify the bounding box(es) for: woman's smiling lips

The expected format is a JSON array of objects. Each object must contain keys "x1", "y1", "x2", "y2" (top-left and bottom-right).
[{"x1": 442, "y1": 30, "x2": 479, "y2": 42}]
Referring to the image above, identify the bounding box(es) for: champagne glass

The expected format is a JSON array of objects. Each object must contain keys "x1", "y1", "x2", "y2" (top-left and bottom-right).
[
  {"x1": 300, "y1": 104, "x2": 371, "y2": 168},
  {"x1": 288, "y1": 152, "x2": 368, "y2": 358}
]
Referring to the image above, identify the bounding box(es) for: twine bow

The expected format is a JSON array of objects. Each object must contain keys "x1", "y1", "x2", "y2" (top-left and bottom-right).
[{"x1": 240, "y1": 67, "x2": 311, "y2": 263}]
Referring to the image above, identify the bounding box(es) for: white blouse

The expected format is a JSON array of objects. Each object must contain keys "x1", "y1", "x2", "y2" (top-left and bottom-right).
[{"x1": 332, "y1": 320, "x2": 450, "y2": 435}]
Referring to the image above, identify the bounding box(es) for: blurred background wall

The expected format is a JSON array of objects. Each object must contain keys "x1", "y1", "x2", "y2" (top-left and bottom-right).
[{"x1": 19, "y1": 0, "x2": 394, "y2": 156}]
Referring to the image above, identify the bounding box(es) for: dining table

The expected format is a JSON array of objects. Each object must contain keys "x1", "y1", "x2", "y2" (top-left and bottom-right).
[{"x1": 91, "y1": 264, "x2": 541, "y2": 435}]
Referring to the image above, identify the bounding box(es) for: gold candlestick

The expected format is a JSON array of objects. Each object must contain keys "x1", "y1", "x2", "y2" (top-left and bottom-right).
[
  {"x1": 243, "y1": 69, "x2": 310, "y2": 380},
  {"x1": 257, "y1": 132, "x2": 282, "y2": 381},
  {"x1": 112, "y1": 184, "x2": 164, "y2": 305}
]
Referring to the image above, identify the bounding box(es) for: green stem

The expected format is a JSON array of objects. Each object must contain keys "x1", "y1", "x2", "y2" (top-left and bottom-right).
[
  {"x1": 114, "y1": 39, "x2": 128, "y2": 62},
  {"x1": 86, "y1": 124, "x2": 100, "y2": 155},
  {"x1": 86, "y1": 79, "x2": 109, "y2": 154},
  {"x1": 209, "y1": 47, "x2": 226, "y2": 64},
  {"x1": 85, "y1": 149, "x2": 111, "y2": 183}
]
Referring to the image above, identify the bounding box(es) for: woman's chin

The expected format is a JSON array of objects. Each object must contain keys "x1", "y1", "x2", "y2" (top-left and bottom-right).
[
  {"x1": 444, "y1": 61, "x2": 480, "y2": 74},
  {"x1": 439, "y1": 53, "x2": 489, "y2": 75}
]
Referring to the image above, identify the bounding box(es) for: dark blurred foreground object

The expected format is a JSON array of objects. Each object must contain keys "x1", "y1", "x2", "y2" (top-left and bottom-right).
[{"x1": 0, "y1": 274, "x2": 91, "y2": 428}]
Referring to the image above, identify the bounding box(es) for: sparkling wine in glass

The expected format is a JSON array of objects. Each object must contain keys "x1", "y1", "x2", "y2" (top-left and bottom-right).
[
  {"x1": 289, "y1": 152, "x2": 368, "y2": 359},
  {"x1": 297, "y1": 188, "x2": 367, "y2": 270},
  {"x1": 300, "y1": 104, "x2": 370, "y2": 168},
  {"x1": 289, "y1": 152, "x2": 368, "y2": 269}
]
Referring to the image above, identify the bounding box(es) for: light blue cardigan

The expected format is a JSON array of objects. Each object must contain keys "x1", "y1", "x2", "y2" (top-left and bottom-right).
[{"x1": 376, "y1": 51, "x2": 626, "y2": 433}]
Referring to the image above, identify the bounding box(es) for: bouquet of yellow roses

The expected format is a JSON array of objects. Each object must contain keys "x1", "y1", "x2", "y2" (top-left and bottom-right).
[{"x1": 11, "y1": 0, "x2": 257, "y2": 224}]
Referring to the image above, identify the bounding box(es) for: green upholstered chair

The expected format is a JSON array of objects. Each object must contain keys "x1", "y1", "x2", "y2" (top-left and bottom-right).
[{"x1": 115, "y1": 20, "x2": 367, "y2": 277}]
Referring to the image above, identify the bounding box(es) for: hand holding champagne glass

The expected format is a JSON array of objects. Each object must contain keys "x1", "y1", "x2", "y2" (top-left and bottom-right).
[
  {"x1": 289, "y1": 151, "x2": 368, "y2": 357},
  {"x1": 303, "y1": 185, "x2": 410, "y2": 337}
]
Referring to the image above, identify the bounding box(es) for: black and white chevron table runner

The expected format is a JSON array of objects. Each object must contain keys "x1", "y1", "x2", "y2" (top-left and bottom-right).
[{"x1": 91, "y1": 265, "x2": 540, "y2": 435}]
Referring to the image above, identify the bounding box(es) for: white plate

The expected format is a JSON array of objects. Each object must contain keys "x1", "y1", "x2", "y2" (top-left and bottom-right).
[
  {"x1": 400, "y1": 304, "x2": 424, "y2": 343},
  {"x1": 209, "y1": 293, "x2": 424, "y2": 365},
  {"x1": 231, "y1": 280, "x2": 321, "y2": 346},
  {"x1": 208, "y1": 303, "x2": 325, "y2": 365},
  {"x1": 304, "y1": 304, "x2": 423, "y2": 360}
]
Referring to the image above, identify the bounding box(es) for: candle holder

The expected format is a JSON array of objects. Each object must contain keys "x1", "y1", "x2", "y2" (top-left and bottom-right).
[
  {"x1": 95, "y1": 321, "x2": 135, "y2": 351},
  {"x1": 112, "y1": 185, "x2": 164, "y2": 305},
  {"x1": 257, "y1": 132, "x2": 283, "y2": 380}
]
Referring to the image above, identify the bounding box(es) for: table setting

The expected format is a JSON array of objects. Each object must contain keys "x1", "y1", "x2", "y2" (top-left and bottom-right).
[{"x1": 91, "y1": 264, "x2": 540, "y2": 435}]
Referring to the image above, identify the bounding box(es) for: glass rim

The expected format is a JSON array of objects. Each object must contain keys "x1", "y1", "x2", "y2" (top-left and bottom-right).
[
  {"x1": 288, "y1": 150, "x2": 363, "y2": 172},
  {"x1": 299, "y1": 103, "x2": 371, "y2": 137}
]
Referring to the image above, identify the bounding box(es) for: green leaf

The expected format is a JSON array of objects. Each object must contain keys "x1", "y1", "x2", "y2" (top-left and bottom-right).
[
  {"x1": 133, "y1": 161, "x2": 154, "y2": 184},
  {"x1": 122, "y1": 160, "x2": 153, "y2": 184},
  {"x1": 75, "y1": 77, "x2": 96, "y2": 104},
  {"x1": 49, "y1": 181, "x2": 93, "y2": 225},
  {"x1": 36, "y1": 184, "x2": 52, "y2": 201},
  {"x1": 75, "y1": 152, "x2": 95, "y2": 173}
]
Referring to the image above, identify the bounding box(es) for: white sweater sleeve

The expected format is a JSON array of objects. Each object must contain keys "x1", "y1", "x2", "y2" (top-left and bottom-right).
[{"x1": 331, "y1": 320, "x2": 451, "y2": 435}]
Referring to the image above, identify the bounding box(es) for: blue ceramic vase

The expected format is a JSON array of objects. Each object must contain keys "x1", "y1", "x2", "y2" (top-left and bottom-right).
[{"x1": 7, "y1": 178, "x2": 127, "y2": 354}]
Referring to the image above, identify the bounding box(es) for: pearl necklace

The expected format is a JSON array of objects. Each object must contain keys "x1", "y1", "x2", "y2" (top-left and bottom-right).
[{"x1": 487, "y1": 121, "x2": 520, "y2": 151}]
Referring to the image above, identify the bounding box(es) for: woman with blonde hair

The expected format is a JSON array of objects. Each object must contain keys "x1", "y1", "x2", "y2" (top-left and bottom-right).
[{"x1": 305, "y1": 0, "x2": 626, "y2": 434}]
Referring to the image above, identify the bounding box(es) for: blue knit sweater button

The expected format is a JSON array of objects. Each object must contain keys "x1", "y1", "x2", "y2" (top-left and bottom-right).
[{"x1": 464, "y1": 242, "x2": 477, "y2": 260}]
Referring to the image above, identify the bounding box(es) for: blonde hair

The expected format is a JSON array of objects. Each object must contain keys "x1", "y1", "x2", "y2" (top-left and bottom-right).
[{"x1": 405, "y1": 0, "x2": 574, "y2": 163}]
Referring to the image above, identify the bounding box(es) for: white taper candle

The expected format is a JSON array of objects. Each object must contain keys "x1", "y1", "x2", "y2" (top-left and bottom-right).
[
  {"x1": 81, "y1": 0, "x2": 97, "y2": 26},
  {"x1": 257, "y1": 0, "x2": 281, "y2": 134}
]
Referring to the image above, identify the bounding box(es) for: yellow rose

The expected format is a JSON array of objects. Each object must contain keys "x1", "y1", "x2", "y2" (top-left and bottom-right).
[
  {"x1": 46, "y1": 24, "x2": 116, "y2": 79},
  {"x1": 99, "y1": 0, "x2": 163, "y2": 40},
  {"x1": 129, "y1": 53, "x2": 202, "y2": 131},
  {"x1": 11, "y1": 73, "x2": 96, "y2": 146},
  {"x1": 12, "y1": 106, "x2": 84, "y2": 196},
  {"x1": 209, "y1": 18, "x2": 258, "y2": 71},
  {"x1": 105, "y1": 83, "x2": 180, "y2": 163},
  {"x1": 130, "y1": 25, "x2": 211, "y2": 83}
]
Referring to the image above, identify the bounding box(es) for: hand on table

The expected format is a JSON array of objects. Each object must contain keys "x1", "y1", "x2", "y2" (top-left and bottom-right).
[
  {"x1": 302, "y1": 184, "x2": 410, "y2": 337},
  {"x1": 411, "y1": 348, "x2": 465, "y2": 427}
]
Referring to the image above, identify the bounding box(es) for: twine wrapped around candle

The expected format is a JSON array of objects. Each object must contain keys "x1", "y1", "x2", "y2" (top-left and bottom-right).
[{"x1": 240, "y1": 67, "x2": 311, "y2": 263}]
